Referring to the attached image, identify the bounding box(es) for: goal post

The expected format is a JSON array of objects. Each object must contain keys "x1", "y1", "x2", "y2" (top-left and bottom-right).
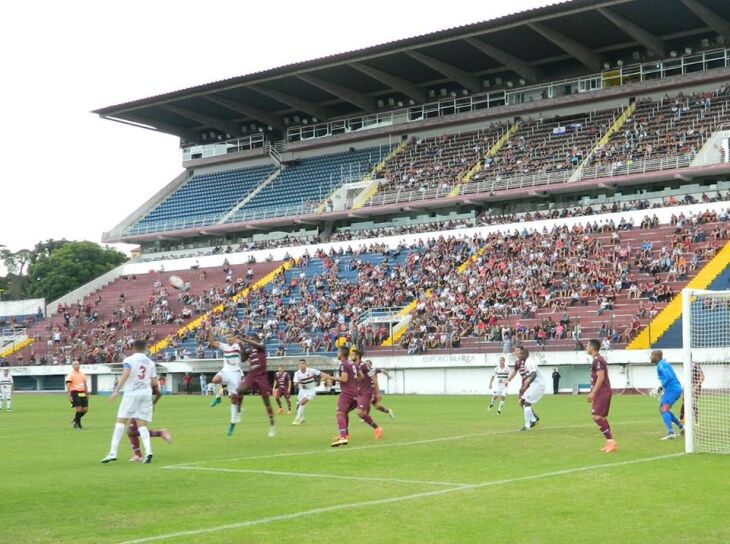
[{"x1": 682, "y1": 288, "x2": 730, "y2": 454}]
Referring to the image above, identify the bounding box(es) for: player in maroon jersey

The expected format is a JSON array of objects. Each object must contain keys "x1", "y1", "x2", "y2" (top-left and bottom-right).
[
  {"x1": 235, "y1": 335, "x2": 276, "y2": 437},
  {"x1": 127, "y1": 384, "x2": 172, "y2": 462},
  {"x1": 586, "y1": 339, "x2": 617, "y2": 453},
  {"x1": 272, "y1": 366, "x2": 292, "y2": 415},
  {"x1": 506, "y1": 346, "x2": 540, "y2": 427},
  {"x1": 351, "y1": 349, "x2": 383, "y2": 440},
  {"x1": 367, "y1": 361, "x2": 395, "y2": 419},
  {"x1": 680, "y1": 361, "x2": 704, "y2": 424},
  {"x1": 328, "y1": 346, "x2": 360, "y2": 447}
]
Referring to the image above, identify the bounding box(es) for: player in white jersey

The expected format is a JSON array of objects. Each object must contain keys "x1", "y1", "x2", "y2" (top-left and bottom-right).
[
  {"x1": 518, "y1": 349, "x2": 545, "y2": 431},
  {"x1": 291, "y1": 359, "x2": 322, "y2": 425},
  {"x1": 101, "y1": 339, "x2": 159, "y2": 464},
  {"x1": 207, "y1": 330, "x2": 244, "y2": 436},
  {"x1": 0, "y1": 369, "x2": 14, "y2": 411},
  {"x1": 488, "y1": 357, "x2": 510, "y2": 415}
]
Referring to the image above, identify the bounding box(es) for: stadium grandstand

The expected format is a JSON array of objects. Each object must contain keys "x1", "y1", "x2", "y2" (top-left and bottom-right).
[{"x1": 4, "y1": 0, "x2": 730, "y2": 369}]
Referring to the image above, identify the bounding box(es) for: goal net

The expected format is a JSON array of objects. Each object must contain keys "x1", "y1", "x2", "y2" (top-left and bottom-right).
[{"x1": 682, "y1": 289, "x2": 730, "y2": 454}]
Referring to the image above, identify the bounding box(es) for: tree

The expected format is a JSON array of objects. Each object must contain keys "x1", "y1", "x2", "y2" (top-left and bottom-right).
[{"x1": 26, "y1": 241, "x2": 127, "y2": 302}]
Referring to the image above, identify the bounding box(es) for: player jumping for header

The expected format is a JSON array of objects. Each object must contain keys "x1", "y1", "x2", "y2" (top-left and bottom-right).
[
  {"x1": 207, "y1": 329, "x2": 245, "y2": 436},
  {"x1": 235, "y1": 334, "x2": 276, "y2": 438},
  {"x1": 650, "y1": 350, "x2": 685, "y2": 440}
]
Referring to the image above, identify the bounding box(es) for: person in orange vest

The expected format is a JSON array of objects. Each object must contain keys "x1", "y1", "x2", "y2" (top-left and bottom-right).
[{"x1": 66, "y1": 361, "x2": 89, "y2": 429}]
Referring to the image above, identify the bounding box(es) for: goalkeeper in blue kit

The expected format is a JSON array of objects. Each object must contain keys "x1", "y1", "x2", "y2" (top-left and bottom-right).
[{"x1": 650, "y1": 350, "x2": 685, "y2": 440}]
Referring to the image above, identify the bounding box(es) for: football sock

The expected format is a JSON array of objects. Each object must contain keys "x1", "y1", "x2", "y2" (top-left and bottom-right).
[
  {"x1": 286, "y1": 397, "x2": 291, "y2": 411},
  {"x1": 376, "y1": 405, "x2": 389, "y2": 413},
  {"x1": 669, "y1": 412, "x2": 683, "y2": 429},
  {"x1": 360, "y1": 412, "x2": 378, "y2": 429},
  {"x1": 74, "y1": 412, "x2": 82, "y2": 425},
  {"x1": 110, "y1": 422, "x2": 125, "y2": 456},
  {"x1": 150, "y1": 430, "x2": 162, "y2": 438},
  {"x1": 498, "y1": 400, "x2": 504, "y2": 412},
  {"x1": 661, "y1": 410, "x2": 674, "y2": 433},
  {"x1": 5, "y1": 400, "x2": 10, "y2": 410},
  {"x1": 275, "y1": 396, "x2": 282, "y2": 408},
  {"x1": 336, "y1": 412, "x2": 349, "y2": 437},
  {"x1": 139, "y1": 426, "x2": 152, "y2": 456},
  {"x1": 297, "y1": 404, "x2": 305, "y2": 419},
  {"x1": 263, "y1": 397, "x2": 275, "y2": 425},
  {"x1": 594, "y1": 416, "x2": 613, "y2": 440},
  {"x1": 524, "y1": 406, "x2": 534, "y2": 429}
]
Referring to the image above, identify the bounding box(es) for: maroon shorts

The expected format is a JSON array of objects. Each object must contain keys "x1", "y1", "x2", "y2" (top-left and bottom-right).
[
  {"x1": 337, "y1": 394, "x2": 357, "y2": 414},
  {"x1": 274, "y1": 389, "x2": 289, "y2": 398},
  {"x1": 240, "y1": 373, "x2": 270, "y2": 397},
  {"x1": 591, "y1": 392, "x2": 612, "y2": 418},
  {"x1": 357, "y1": 392, "x2": 373, "y2": 412}
]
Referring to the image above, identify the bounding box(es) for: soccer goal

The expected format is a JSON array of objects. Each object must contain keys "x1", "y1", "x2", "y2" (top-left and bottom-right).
[{"x1": 682, "y1": 288, "x2": 730, "y2": 454}]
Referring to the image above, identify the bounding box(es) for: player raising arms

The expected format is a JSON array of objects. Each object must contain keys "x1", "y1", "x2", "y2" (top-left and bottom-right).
[
  {"x1": 207, "y1": 329, "x2": 245, "y2": 436},
  {"x1": 516, "y1": 349, "x2": 545, "y2": 431},
  {"x1": 650, "y1": 350, "x2": 685, "y2": 440},
  {"x1": 235, "y1": 335, "x2": 276, "y2": 438},
  {"x1": 101, "y1": 339, "x2": 159, "y2": 464},
  {"x1": 351, "y1": 348, "x2": 383, "y2": 440},
  {"x1": 329, "y1": 346, "x2": 360, "y2": 447},
  {"x1": 586, "y1": 339, "x2": 617, "y2": 453},
  {"x1": 488, "y1": 357, "x2": 510, "y2": 414},
  {"x1": 292, "y1": 359, "x2": 321, "y2": 425},
  {"x1": 507, "y1": 346, "x2": 541, "y2": 428},
  {"x1": 0, "y1": 369, "x2": 13, "y2": 412},
  {"x1": 272, "y1": 365, "x2": 292, "y2": 415}
]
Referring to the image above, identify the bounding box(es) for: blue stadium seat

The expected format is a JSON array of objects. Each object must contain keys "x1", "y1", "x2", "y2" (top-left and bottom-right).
[{"x1": 131, "y1": 164, "x2": 276, "y2": 233}]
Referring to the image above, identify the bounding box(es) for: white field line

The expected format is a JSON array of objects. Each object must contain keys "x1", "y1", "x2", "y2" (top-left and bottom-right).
[
  {"x1": 122, "y1": 452, "x2": 684, "y2": 544},
  {"x1": 166, "y1": 465, "x2": 470, "y2": 488},
  {"x1": 162, "y1": 419, "x2": 655, "y2": 468}
]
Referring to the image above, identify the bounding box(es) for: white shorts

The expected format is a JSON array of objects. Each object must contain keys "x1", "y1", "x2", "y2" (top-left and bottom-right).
[
  {"x1": 1, "y1": 389, "x2": 11, "y2": 401},
  {"x1": 118, "y1": 393, "x2": 154, "y2": 422},
  {"x1": 521, "y1": 383, "x2": 545, "y2": 405},
  {"x1": 216, "y1": 366, "x2": 243, "y2": 392},
  {"x1": 298, "y1": 388, "x2": 317, "y2": 404},
  {"x1": 492, "y1": 385, "x2": 507, "y2": 397}
]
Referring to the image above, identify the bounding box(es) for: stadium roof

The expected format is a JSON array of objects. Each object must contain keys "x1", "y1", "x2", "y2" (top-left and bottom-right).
[{"x1": 94, "y1": 0, "x2": 730, "y2": 142}]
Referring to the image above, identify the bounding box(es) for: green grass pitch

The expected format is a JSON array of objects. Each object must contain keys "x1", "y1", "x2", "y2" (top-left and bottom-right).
[{"x1": 1, "y1": 393, "x2": 728, "y2": 543}]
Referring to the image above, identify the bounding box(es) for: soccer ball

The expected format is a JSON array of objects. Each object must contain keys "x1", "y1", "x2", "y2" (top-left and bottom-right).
[{"x1": 169, "y1": 275, "x2": 186, "y2": 291}]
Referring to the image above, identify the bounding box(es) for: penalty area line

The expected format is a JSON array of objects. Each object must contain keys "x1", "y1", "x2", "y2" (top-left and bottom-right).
[
  {"x1": 122, "y1": 452, "x2": 683, "y2": 544},
  {"x1": 161, "y1": 419, "x2": 655, "y2": 468},
  {"x1": 164, "y1": 465, "x2": 471, "y2": 488}
]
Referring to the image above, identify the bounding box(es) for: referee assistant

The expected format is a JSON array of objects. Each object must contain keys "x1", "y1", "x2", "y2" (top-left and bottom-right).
[{"x1": 66, "y1": 361, "x2": 89, "y2": 429}]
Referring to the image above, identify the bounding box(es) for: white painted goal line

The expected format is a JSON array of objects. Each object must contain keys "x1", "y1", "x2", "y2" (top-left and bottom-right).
[
  {"x1": 121, "y1": 452, "x2": 684, "y2": 544},
  {"x1": 162, "y1": 418, "x2": 656, "y2": 468}
]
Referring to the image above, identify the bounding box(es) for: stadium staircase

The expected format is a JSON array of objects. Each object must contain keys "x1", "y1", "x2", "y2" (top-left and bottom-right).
[
  {"x1": 231, "y1": 251, "x2": 416, "y2": 357},
  {"x1": 3, "y1": 263, "x2": 280, "y2": 365},
  {"x1": 351, "y1": 140, "x2": 411, "y2": 209},
  {"x1": 227, "y1": 145, "x2": 392, "y2": 222},
  {"x1": 570, "y1": 103, "x2": 636, "y2": 181},
  {"x1": 376, "y1": 224, "x2": 724, "y2": 354},
  {"x1": 152, "y1": 260, "x2": 292, "y2": 356},
  {"x1": 381, "y1": 242, "x2": 491, "y2": 347},
  {"x1": 449, "y1": 123, "x2": 518, "y2": 197},
  {"x1": 130, "y1": 164, "x2": 277, "y2": 235},
  {"x1": 627, "y1": 238, "x2": 730, "y2": 350}
]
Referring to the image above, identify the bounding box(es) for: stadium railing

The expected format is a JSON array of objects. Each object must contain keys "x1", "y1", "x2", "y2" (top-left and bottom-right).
[{"x1": 365, "y1": 153, "x2": 697, "y2": 207}]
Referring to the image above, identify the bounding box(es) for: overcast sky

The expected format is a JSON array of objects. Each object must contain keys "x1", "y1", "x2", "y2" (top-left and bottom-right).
[{"x1": 0, "y1": 0, "x2": 557, "y2": 254}]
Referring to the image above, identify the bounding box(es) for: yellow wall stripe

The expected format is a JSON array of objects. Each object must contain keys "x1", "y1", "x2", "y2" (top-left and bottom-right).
[{"x1": 627, "y1": 239, "x2": 730, "y2": 350}]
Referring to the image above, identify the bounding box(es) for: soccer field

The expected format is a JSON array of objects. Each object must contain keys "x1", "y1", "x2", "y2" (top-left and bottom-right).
[{"x1": 2, "y1": 394, "x2": 728, "y2": 543}]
